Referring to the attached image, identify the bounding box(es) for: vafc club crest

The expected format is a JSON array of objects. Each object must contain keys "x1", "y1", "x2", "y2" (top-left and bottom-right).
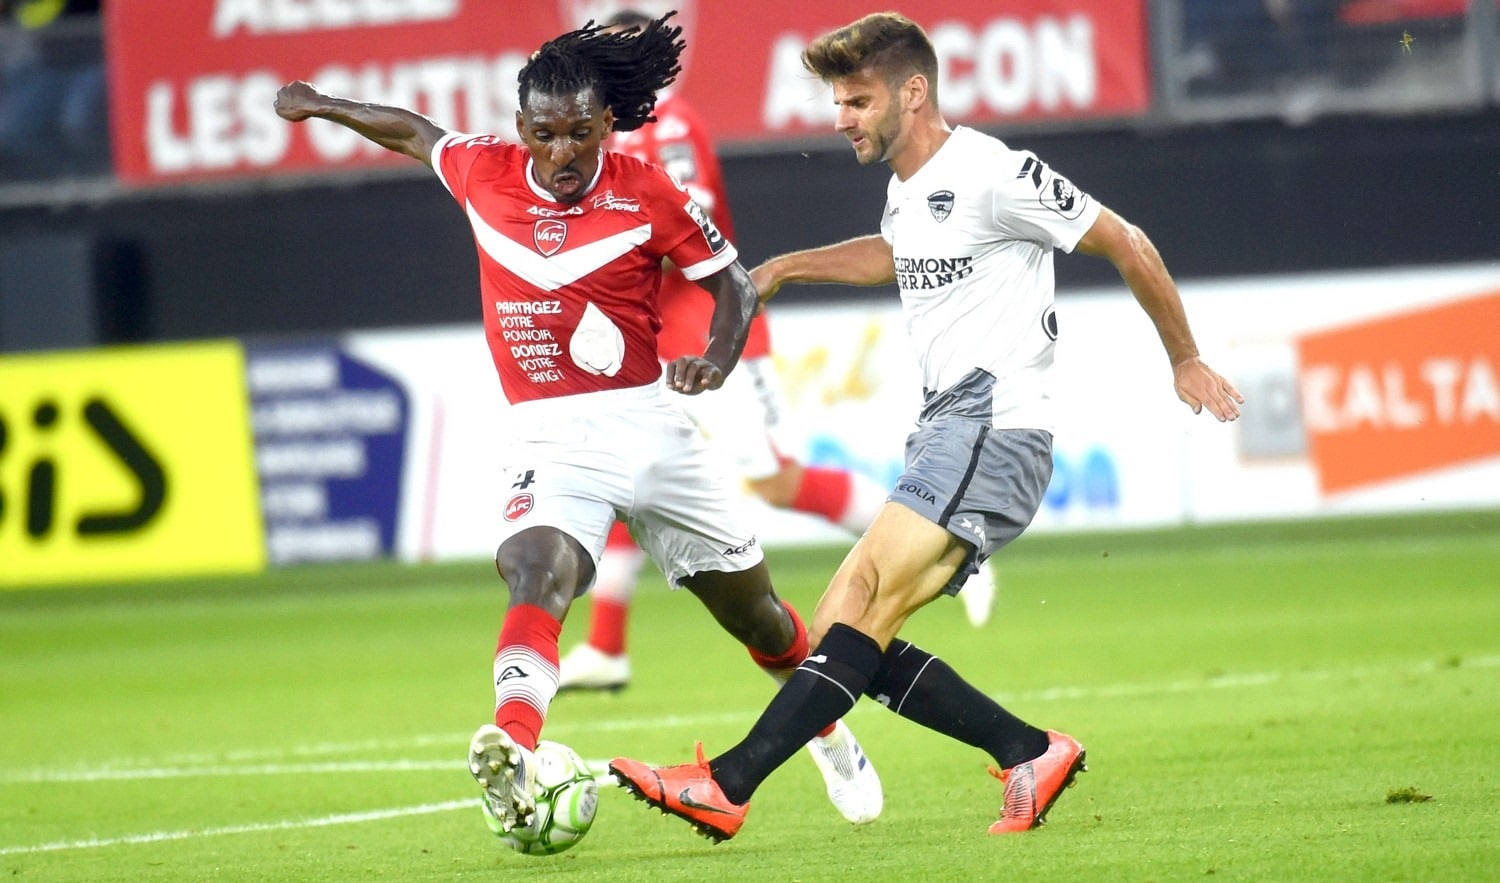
[
  {"x1": 927, "y1": 190, "x2": 955, "y2": 222},
  {"x1": 533, "y1": 219, "x2": 568, "y2": 256},
  {"x1": 504, "y1": 493, "x2": 535, "y2": 521}
]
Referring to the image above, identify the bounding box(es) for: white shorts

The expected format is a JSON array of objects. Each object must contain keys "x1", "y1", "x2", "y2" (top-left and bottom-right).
[
  {"x1": 494, "y1": 383, "x2": 764, "y2": 588},
  {"x1": 677, "y1": 356, "x2": 787, "y2": 480}
]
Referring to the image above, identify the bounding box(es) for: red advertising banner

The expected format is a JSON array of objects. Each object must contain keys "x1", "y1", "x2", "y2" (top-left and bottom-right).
[{"x1": 104, "y1": 1, "x2": 1150, "y2": 186}]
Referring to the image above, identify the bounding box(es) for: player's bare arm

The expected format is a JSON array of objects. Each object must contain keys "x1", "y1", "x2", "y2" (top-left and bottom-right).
[
  {"x1": 1075, "y1": 206, "x2": 1244, "y2": 422},
  {"x1": 666, "y1": 261, "x2": 758, "y2": 395},
  {"x1": 750, "y1": 234, "x2": 896, "y2": 303},
  {"x1": 274, "y1": 80, "x2": 447, "y2": 166}
]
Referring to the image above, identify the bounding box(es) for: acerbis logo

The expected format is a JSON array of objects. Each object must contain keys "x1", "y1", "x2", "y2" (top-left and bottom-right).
[
  {"x1": 895, "y1": 481, "x2": 936, "y2": 504},
  {"x1": 721, "y1": 536, "x2": 758, "y2": 556},
  {"x1": 504, "y1": 493, "x2": 534, "y2": 521},
  {"x1": 0, "y1": 398, "x2": 167, "y2": 539},
  {"x1": 526, "y1": 204, "x2": 584, "y2": 218},
  {"x1": 495, "y1": 665, "x2": 529, "y2": 683},
  {"x1": 533, "y1": 219, "x2": 568, "y2": 255}
]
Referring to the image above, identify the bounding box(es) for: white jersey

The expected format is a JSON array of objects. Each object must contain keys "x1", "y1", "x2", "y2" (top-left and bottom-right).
[{"x1": 880, "y1": 126, "x2": 1100, "y2": 433}]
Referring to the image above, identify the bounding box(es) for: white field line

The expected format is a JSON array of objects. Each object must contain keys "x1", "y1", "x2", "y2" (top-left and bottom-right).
[
  {"x1": 4, "y1": 759, "x2": 459, "y2": 783},
  {"x1": 3, "y1": 758, "x2": 622, "y2": 785},
  {"x1": 2, "y1": 653, "x2": 1495, "y2": 856},
  {"x1": 0, "y1": 799, "x2": 474, "y2": 856},
  {"x1": 6, "y1": 653, "x2": 1497, "y2": 784}
]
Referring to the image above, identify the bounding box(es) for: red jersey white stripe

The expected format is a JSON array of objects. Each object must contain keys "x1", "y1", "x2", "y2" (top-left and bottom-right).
[{"x1": 432, "y1": 132, "x2": 737, "y2": 404}]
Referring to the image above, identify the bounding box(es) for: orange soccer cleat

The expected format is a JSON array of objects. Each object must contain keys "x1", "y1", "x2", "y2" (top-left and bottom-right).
[
  {"x1": 987, "y1": 729, "x2": 1087, "y2": 833},
  {"x1": 610, "y1": 742, "x2": 749, "y2": 843}
]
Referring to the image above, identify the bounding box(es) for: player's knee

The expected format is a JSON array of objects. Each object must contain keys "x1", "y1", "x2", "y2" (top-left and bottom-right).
[
  {"x1": 811, "y1": 554, "x2": 917, "y2": 645},
  {"x1": 494, "y1": 530, "x2": 591, "y2": 616}
]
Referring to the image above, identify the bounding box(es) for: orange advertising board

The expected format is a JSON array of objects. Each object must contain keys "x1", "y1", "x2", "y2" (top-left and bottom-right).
[{"x1": 1296, "y1": 291, "x2": 1500, "y2": 494}]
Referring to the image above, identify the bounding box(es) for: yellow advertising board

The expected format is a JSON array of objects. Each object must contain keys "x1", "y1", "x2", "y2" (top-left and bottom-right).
[{"x1": 0, "y1": 341, "x2": 265, "y2": 586}]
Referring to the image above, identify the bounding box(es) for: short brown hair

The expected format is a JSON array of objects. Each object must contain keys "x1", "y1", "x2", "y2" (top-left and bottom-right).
[{"x1": 801, "y1": 12, "x2": 938, "y2": 100}]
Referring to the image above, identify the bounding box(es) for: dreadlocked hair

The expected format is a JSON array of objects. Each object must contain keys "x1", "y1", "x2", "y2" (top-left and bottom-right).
[{"x1": 518, "y1": 12, "x2": 684, "y2": 132}]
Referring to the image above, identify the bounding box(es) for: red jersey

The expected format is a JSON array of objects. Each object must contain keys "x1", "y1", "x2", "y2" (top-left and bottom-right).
[
  {"x1": 433, "y1": 133, "x2": 736, "y2": 404},
  {"x1": 610, "y1": 93, "x2": 771, "y2": 360}
]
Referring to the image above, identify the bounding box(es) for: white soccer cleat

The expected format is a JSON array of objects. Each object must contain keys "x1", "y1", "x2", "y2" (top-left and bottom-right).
[
  {"x1": 557, "y1": 643, "x2": 631, "y2": 692},
  {"x1": 959, "y1": 562, "x2": 997, "y2": 627},
  {"x1": 468, "y1": 724, "x2": 538, "y2": 833},
  {"x1": 806, "y1": 719, "x2": 882, "y2": 824}
]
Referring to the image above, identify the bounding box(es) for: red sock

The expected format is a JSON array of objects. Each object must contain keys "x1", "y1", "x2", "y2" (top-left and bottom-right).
[
  {"x1": 605, "y1": 520, "x2": 635, "y2": 550},
  {"x1": 791, "y1": 466, "x2": 855, "y2": 524},
  {"x1": 749, "y1": 601, "x2": 835, "y2": 738},
  {"x1": 493, "y1": 604, "x2": 562, "y2": 751},
  {"x1": 587, "y1": 598, "x2": 629, "y2": 656},
  {"x1": 587, "y1": 521, "x2": 639, "y2": 654}
]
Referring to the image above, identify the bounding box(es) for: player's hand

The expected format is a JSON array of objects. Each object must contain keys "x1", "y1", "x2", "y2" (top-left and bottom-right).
[
  {"x1": 1173, "y1": 357, "x2": 1244, "y2": 422},
  {"x1": 749, "y1": 262, "x2": 782, "y2": 304},
  {"x1": 274, "y1": 81, "x2": 325, "y2": 122},
  {"x1": 664, "y1": 356, "x2": 725, "y2": 395}
]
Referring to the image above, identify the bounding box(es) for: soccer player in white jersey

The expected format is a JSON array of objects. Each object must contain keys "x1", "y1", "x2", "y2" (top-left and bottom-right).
[
  {"x1": 611, "y1": 12, "x2": 1243, "y2": 841},
  {"x1": 272, "y1": 13, "x2": 881, "y2": 838}
]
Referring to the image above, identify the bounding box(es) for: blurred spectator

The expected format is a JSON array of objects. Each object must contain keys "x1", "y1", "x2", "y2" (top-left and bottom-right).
[
  {"x1": 0, "y1": 0, "x2": 108, "y2": 180},
  {"x1": 1333, "y1": 0, "x2": 1473, "y2": 88},
  {"x1": 1179, "y1": 0, "x2": 1343, "y2": 97}
]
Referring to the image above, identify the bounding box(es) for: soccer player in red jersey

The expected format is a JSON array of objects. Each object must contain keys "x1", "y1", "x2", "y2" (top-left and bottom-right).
[
  {"x1": 557, "y1": 12, "x2": 997, "y2": 701},
  {"x1": 273, "y1": 12, "x2": 880, "y2": 837}
]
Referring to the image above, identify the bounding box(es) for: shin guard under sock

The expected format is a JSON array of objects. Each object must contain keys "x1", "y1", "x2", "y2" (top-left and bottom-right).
[
  {"x1": 746, "y1": 602, "x2": 835, "y2": 739},
  {"x1": 866, "y1": 639, "x2": 1049, "y2": 768},
  {"x1": 493, "y1": 604, "x2": 562, "y2": 751},
  {"x1": 711, "y1": 623, "x2": 882, "y2": 804}
]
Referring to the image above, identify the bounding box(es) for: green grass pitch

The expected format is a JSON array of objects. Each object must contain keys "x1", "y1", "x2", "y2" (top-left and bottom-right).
[{"x1": 3, "y1": 511, "x2": 1498, "y2": 882}]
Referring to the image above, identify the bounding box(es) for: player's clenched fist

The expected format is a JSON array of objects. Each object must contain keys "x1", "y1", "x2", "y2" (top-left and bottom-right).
[
  {"x1": 274, "y1": 81, "x2": 325, "y2": 121},
  {"x1": 665, "y1": 356, "x2": 725, "y2": 395}
]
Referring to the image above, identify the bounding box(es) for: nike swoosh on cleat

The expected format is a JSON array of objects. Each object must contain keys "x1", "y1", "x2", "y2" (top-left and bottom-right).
[{"x1": 678, "y1": 787, "x2": 739, "y2": 815}]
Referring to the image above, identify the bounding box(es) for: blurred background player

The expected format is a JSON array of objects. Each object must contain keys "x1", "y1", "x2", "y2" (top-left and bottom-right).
[{"x1": 558, "y1": 9, "x2": 996, "y2": 693}]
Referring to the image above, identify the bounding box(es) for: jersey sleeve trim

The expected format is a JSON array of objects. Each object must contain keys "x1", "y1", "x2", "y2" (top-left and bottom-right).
[
  {"x1": 430, "y1": 131, "x2": 472, "y2": 197},
  {"x1": 675, "y1": 243, "x2": 739, "y2": 281},
  {"x1": 1054, "y1": 198, "x2": 1102, "y2": 254}
]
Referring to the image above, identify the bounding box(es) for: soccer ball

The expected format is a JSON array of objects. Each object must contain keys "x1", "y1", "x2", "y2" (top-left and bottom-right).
[{"x1": 483, "y1": 739, "x2": 599, "y2": 856}]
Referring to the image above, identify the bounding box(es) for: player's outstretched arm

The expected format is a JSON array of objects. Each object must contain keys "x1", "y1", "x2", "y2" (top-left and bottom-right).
[
  {"x1": 749, "y1": 234, "x2": 896, "y2": 303},
  {"x1": 274, "y1": 81, "x2": 447, "y2": 167},
  {"x1": 1075, "y1": 206, "x2": 1244, "y2": 422},
  {"x1": 665, "y1": 261, "x2": 758, "y2": 395}
]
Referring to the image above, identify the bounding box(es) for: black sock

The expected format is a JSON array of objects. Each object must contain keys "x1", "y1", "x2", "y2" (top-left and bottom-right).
[
  {"x1": 866, "y1": 639, "x2": 1049, "y2": 768},
  {"x1": 710, "y1": 623, "x2": 883, "y2": 805}
]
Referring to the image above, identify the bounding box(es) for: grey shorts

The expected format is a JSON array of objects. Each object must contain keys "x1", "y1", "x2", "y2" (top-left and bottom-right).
[{"x1": 890, "y1": 420, "x2": 1053, "y2": 595}]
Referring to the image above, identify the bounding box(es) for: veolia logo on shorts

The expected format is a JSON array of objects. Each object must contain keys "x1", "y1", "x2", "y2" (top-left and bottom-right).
[
  {"x1": 533, "y1": 219, "x2": 568, "y2": 256},
  {"x1": 504, "y1": 493, "x2": 535, "y2": 521}
]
